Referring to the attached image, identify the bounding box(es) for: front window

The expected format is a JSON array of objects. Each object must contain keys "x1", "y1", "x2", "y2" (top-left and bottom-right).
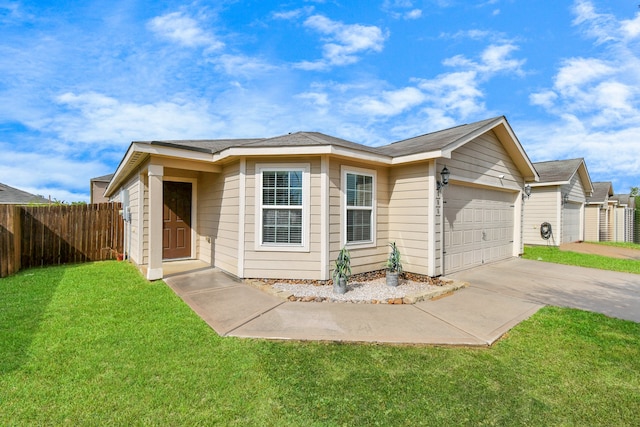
[
  {"x1": 256, "y1": 164, "x2": 310, "y2": 251},
  {"x1": 262, "y1": 170, "x2": 303, "y2": 244},
  {"x1": 344, "y1": 170, "x2": 375, "y2": 244}
]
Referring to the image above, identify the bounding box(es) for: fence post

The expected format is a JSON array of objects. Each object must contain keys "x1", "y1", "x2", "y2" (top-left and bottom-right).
[{"x1": 13, "y1": 205, "x2": 21, "y2": 274}]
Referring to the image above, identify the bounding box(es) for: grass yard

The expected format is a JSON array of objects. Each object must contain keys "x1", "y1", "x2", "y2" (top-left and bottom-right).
[
  {"x1": 523, "y1": 245, "x2": 640, "y2": 275},
  {"x1": 2, "y1": 261, "x2": 640, "y2": 425}
]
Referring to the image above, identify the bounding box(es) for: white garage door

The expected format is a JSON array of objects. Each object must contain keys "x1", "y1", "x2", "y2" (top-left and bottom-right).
[
  {"x1": 562, "y1": 203, "x2": 581, "y2": 243},
  {"x1": 443, "y1": 184, "x2": 515, "y2": 274}
]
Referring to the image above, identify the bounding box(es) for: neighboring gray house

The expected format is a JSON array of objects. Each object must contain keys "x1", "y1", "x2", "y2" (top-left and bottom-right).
[
  {"x1": 90, "y1": 173, "x2": 114, "y2": 204},
  {"x1": 0, "y1": 182, "x2": 49, "y2": 205},
  {"x1": 523, "y1": 158, "x2": 593, "y2": 246},
  {"x1": 105, "y1": 116, "x2": 538, "y2": 281}
]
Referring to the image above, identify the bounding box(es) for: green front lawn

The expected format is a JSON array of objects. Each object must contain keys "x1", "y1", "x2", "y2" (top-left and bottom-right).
[
  {"x1": 2, "y1": 262, "x2": 639, "y2": 425},
  {"x1": 523, "y1": 245, "x2": 640, "y2": 274}
]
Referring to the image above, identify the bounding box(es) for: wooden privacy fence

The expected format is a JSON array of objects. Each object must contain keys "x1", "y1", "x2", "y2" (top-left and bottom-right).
[{"x1": 0, "y1": 203, "x2": 124, "y2": 278}]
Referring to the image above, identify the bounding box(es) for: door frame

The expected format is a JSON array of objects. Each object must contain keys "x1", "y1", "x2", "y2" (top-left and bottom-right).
[{"x1": 163, "y1": 176, "x2": 197, "y2": 260}]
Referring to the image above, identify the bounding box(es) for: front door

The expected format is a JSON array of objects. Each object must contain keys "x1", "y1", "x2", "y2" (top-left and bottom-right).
[{"x1": 163, "y1": 181, "x2": 192, "y2": 260}]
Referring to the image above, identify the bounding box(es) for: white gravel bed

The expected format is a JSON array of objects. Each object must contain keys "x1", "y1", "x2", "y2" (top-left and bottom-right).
[{"x1": 271, "y1": 277, "x2": 439, "y2": 303}]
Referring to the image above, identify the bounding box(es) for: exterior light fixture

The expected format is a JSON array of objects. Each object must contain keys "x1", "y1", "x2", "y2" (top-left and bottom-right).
[
  {"x1": 524, "y1": 184, "x2": 531, "y2": 199},
  {"x1": 437, "y1": 166, "x2": 450, "y2": 191},
  {"x1": 562, "y1": 193, "x2": 569, "y2": 205}
]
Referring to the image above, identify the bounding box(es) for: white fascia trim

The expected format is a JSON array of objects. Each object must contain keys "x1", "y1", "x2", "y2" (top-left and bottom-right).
[
  {"x1": 238, "y1": 159, "x2": 246, "y2": 277},
  {"x1": 214, "y1": 145, "x2": 392, "y2": 165},
  {"x1": 106, "y1": 142, "x2": 221, "y2": 197},
  {"x1": 105, "y1": 143, "x2": 144, "y2": 197},
  {"x1": 529, "y1": 180, "x2": 570, "y2": 187},
  {"x1": 320, "y1": 156, "x2": 330, "y2": 281},
  {"x1": 390, "y1": 150, "x2": 447, "y2": 165},
  {"x1": 135, "y1": 143, "x2": 215, "y2": 162}
]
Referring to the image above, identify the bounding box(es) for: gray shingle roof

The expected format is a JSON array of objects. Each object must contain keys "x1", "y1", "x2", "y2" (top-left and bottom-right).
[
  {"x1": 612, "y1": 193, "x2": 635, "y2": 208},
  {"x1": 375, "y1": 116, "x2": 503, "y2": 157},
  {"x1": 141, "y1": 138, "x2": 264, "y2": 153},
  {"x1": 137, "y1": 117, "x2": 507, "y2": 159},
  {"x1": 241, "y1": 132, "x2": 385, "y2": 155},
  {"x1": 90, "y1": 173, "x2": 114, "y2": 183},
  {"x1": 587, "y1": 182, "x2": 613, "y2": 204},
  {"x1": 533, "y1": 158, "x2": 584, "y2": 183},
  {"x1": 0, "y1": 182, "x2": 49, "y2": 204}
]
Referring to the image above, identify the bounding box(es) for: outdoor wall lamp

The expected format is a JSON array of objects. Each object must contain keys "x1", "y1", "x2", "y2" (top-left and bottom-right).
[
  {"x1": 437, "y1": 166, "x2": 450, "y2": 191},
  {"x1": 523, "y1": 184, "x2": 531, "y2": 199},
  {"x1": 562, "y1": 193, "x2": 570, "y2": 205}
]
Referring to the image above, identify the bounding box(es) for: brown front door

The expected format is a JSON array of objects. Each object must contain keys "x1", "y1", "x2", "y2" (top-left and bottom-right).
[{"x1": 163, "y1": 181, "x2": 192, "y2": 260}]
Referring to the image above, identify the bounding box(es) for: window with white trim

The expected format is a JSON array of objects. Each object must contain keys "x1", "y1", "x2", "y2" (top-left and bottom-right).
[
  {"x1": 258, "y1": 166, "x2": 308, "y2": 248},
  {"x1": 344, "y1": 170, "x2": 375, "y2": 244}
]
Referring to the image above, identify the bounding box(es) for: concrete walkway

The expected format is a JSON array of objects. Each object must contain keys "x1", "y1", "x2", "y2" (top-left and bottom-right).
[{"x1": 164, "y1": 267, "x2": 543, "y2": 346}]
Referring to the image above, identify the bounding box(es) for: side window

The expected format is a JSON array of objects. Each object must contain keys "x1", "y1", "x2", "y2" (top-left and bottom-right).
[
  {"x1": 343, "y1": 169, "x2": 375, "y2": 245},
  {"x1": 257, "y1": 164, "x2": 309, "y2": 251},
  {"x1": 261, "y1": 170, "x2": 303, "y2": 244}
]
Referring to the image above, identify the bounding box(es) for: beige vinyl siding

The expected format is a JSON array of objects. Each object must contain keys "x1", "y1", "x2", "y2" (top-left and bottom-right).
[
  {"x1": 116, "y1": 173, "x2": 142, "y2": 265},
  {"x1": 562, "y1": 172, "x2": 586, "y2": 203},
  {"x1": 243, "y1": 157, "x2": 322, "y2": 280},
  {"x1": 523, "y1": 186, "x2": 559, "y2": 245},
  {"x1": 196, "y1": 171, "x2": 218, "y2": 265},
  {"x1": 446, "y1": 131, "x2": 522, "y2": 189},
  {"x1": 212, "y1": 161, "x2": 240, "y2": 276},
  {"x1": 584, "y1": 206, "x2": 600, "y2": 241},
  {"x1": 614, "y1": 207, "x2": 626, "y2": 242},
  {"x1": 327, "y1": 159, "x2": 389, "y2": 277},
  {"x1": 388, "y1": 162, "x2": 430, "y2": 275},
  {"x1": 446, "y1": 134, "x2": 523, "y2": 262},
  {"x1": 142, "y1": 169, "x2": 150, "y2": 265}
]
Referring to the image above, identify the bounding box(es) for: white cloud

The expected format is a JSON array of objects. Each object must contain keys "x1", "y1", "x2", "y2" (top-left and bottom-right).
[
  {"x1": 523, "y1": 1, "x2": 640, "y2": 192},
  {"x1": 444, "y1": 44, "x2": 525, "y2": 76},
  {"x1": 529, "y1": 90, "x2": 557, "y2": 109},
  {"x1": 40, "y1": 92, "x2": 224, "y2": 144},
  {"x1": 553, "y1": 57, "x2": 614, "y2": 92},
  {"x1": 621, "y1": 13, "x2": 640, "y2": 40},
  {"x1": 209, "y1": 54, "x2": 278, "y2": 77},
  {"x1": 295, "y1": 15, "x2": 387, "y2": 69},
  {"x1": 272, "y1": 7, "x2": 314, "y2": 20},
  {"x1": 147, "y1": 11, "x2": 224, "y2": 50},
  {"x1": 348, "y1": 87, "x2": 426, "y2": 116},
  {"x1": 0, "y1": 142, "x2": 110, "y2": 202},
  {"x1": 417, "y1": 71, "x2": 485, "y2": 118},
  {"x1": 405, "y1": 9, "x2": 422, "y2": 19}
]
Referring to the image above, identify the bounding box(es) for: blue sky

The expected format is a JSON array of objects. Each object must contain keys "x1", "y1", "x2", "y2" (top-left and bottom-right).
[{"x1": 1, "y1": 0, "x2": 639, "y2": 202}]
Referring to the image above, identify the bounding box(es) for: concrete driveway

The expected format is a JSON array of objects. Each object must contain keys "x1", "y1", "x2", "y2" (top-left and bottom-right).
[{"x1": 449, "y1": 258, "x2": 640, "y2": 323}]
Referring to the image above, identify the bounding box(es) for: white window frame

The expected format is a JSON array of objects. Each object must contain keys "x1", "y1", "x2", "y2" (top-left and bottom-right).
[
  {"x1": 255, "y1": 163, "x2": 310, "y2": 252},
  {"x1": 341, "y1": 166, "x2": 376, "y2": 249}
]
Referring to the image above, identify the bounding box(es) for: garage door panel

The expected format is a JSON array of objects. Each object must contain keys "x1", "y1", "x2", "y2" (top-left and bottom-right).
[
  {"x1": 444, "y1": 184, "x2": 516, "y2": 274},
  {"x1": 562, "y1": 203, "x2": 581, "y2": 243}
]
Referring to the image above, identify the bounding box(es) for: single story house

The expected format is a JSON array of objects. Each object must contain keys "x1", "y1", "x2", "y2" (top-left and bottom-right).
[
  {"x1": 105, "y1": 116, "x2": 538, "y2": 281},
  {"x1": 90, "y1": 173, "x2": 114, "y2": 204},
  {"x1": 0, "y1": 182, "x2": 49, "y2": 205},
  {"x1": 585, "y1": 181, "x2": 616, "y2": 242},
  {"x1": 611, "y1": 193, "x2": 635, "y2": 243},
  {"x1": 523, "y1": 158, "x2": 593, "y2": 246}
]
